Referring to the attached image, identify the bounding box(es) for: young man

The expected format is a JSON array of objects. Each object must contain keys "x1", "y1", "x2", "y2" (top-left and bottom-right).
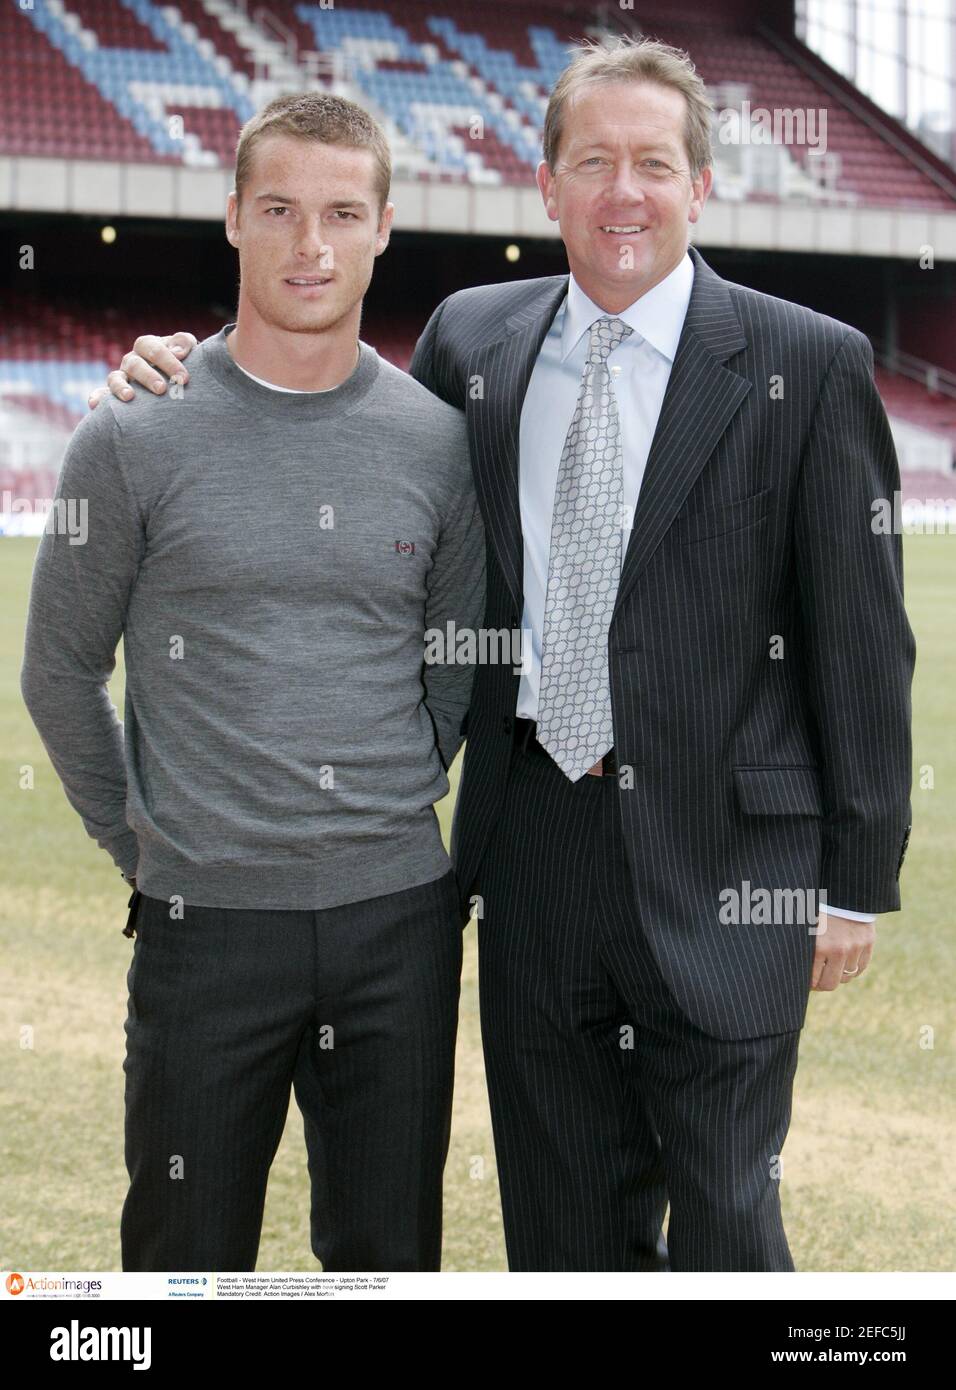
[{"x1": 22, "y1": 92, "x2": 485, "y2": 1272}]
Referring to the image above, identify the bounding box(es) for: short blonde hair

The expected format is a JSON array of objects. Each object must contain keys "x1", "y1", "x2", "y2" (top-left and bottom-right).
[
  {"x1": 543, "y1": 35, "x2": 714, "y2": 178},
  {"x1": 235, "y1": 91, "x2": 391, "y2": 215}
]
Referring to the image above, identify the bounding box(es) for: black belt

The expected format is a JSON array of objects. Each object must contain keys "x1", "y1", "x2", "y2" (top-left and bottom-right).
[{"x1": 513, "y1": 717, "x2": 618, "y2": 776}]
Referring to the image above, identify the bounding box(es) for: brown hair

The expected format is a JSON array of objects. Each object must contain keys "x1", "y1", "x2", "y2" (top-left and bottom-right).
[
  {"x1": 234, "y1": 91, "x2": 391, "y2": 216},
  {"x1": 542, "y1": 35, "x2": 714, "y2": 178}
]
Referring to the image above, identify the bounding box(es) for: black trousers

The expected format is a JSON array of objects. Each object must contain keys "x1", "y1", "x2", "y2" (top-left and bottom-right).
[
  {"x1": 120, "y1": 868, "x2": 462, "y2": 1272},
  {"x1": 475, "y1": 733, "x2": 802, "y2": 1272}
]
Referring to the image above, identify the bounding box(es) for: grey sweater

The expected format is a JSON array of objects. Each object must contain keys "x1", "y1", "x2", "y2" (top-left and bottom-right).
[{"x1": 21, "y1": 327, "x2": 486, "y2": 909}]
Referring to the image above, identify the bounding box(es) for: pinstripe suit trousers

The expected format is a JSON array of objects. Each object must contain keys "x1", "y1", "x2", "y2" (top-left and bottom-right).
[{"x1": 475, "y1": 733, "x2": 802, "y2": 1272}]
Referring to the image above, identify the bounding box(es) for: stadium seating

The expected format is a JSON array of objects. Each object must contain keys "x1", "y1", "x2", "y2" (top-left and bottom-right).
[
  {"x1": 2, "y1": 0, "x2": 255, "y2": 166},
  {"x1": 2, "y1": 288, "x2": 953, "y2": 491},
  {"x1": 874, "y1": 367, "x2": 956, "y2": 453},
  {"x1": 2, "y1": 0, "x2": 954, "y2": 481},
  {"x1": 2, "y1": 0, "x2": 953, "y2": 206}
]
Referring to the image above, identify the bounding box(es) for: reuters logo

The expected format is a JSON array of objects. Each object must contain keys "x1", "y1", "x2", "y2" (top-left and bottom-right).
[{"x1": 6, "y1": 1273, "x2": 24, "y2": 1295}]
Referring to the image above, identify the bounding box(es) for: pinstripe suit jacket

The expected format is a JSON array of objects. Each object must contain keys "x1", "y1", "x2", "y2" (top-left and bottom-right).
[{"x1": 410, "y1": 244, "x2": 915, "y2": 1040}]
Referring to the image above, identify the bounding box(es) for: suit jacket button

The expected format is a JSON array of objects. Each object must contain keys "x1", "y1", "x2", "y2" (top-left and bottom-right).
[{"x1": 503, "y1": 716, "x2": 513, "y2": 735}]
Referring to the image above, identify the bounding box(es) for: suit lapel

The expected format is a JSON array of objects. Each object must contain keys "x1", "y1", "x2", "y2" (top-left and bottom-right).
[
  {"x1": 464, "y1": 252, "x2": 751, "y2": 621},
  {"x1": 464, "y1": 276, "x2": 568, "y2": 615},
  {"x1": 612, "y1": 247, "x2": 751, "y2": 619}
]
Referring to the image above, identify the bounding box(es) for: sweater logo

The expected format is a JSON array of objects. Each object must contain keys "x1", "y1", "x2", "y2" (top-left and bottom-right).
[{"x1": 395, "y1": 540, "x2": 415, "y2": 555}]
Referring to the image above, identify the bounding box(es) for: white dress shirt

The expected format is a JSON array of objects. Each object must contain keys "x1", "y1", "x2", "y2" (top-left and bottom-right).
[{"x1": 514, "y1": 251, "x2": 872, "y2": 923}]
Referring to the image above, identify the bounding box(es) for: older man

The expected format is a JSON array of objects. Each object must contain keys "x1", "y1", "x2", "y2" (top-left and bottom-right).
[{"x1": 95, "y1": 37, "x2": 914, "y2": 1273}]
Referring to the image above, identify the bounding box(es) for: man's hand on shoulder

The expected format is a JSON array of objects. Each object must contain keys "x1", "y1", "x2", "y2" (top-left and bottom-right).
[{"x1": 88, "y1": 332, "x2": 198, "y2": 409}]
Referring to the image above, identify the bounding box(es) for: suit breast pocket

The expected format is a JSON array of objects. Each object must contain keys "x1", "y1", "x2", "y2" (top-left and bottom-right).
[{"x1": 671, "y1": 487, "x2": 771, "y2": 545}]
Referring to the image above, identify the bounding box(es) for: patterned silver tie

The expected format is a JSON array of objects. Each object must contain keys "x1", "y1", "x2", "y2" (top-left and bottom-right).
[{"x1": 536, "y1": 315, "x2": 633, "y2": 780}]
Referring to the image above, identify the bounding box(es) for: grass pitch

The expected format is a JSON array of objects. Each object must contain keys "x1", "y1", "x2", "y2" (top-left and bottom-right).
[{"x1": 1, "y1": 534, "x2": 952, "y2": 1272}]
